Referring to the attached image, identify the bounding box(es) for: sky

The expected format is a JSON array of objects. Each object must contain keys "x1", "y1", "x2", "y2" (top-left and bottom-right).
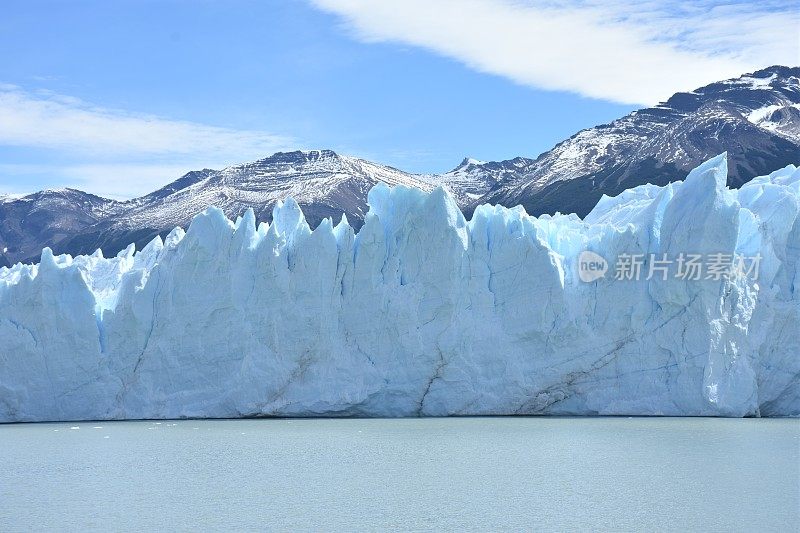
[{"x1": 0, "y1": 0, "x2": 797, "y2": 198}]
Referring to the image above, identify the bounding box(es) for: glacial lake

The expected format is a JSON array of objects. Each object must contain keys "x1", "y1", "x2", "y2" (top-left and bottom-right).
[{"x1": 1, "y1": 417, "x2": 797, "y2": 531}]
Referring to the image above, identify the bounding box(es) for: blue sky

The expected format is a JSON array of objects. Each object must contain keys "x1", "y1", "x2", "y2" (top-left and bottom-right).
[{"x1": 0, "y1": 0, "x2": 797, "y2": 198}]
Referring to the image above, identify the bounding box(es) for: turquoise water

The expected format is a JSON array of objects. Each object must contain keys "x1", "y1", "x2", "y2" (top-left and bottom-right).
[{"x1": 1, "y1": 417, "x2": 798, "y2": 531}]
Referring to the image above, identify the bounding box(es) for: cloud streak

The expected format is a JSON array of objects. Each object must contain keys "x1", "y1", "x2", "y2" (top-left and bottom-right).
[
  {"x1": 0, "y1": 85, "x2": 293, "y2": 158},
  {"x1": 310, "y1": 0, "x2": 799, "y2": 105},
  {"x1": 0, "y1": 163, "x2": 215, "y2": 200},
  {"x1": 0, "y1": 85, "x2": 296, "y2": 198}
]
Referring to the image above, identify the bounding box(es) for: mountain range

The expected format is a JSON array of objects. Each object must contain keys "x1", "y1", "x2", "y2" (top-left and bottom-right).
[{"x1": 1, "y1": 65, "x2": 798, "y2": 267}]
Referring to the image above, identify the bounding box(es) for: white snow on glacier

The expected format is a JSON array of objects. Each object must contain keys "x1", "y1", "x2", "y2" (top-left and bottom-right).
[{"x1": 0, "y1": 154, "x2": 798, "y2": 421}]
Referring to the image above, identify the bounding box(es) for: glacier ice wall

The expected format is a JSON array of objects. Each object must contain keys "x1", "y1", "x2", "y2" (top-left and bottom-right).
[{"x1": 1, "y1": 154, "x2": 798, "y2": 421}]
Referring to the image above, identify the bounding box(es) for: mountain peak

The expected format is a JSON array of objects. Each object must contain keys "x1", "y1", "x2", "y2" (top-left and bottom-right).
[
  {"x1": 37, "y1": 187, "x2": 76, "y2": 196},
  {"x1": 475, "y1": 65, "x2": 800, "y2": 217},
  {"x1": 28, "y1": 188, "x2": 113, "y2": 203},
  {"x1": 750, "y1": 65, "x2": 800, "y2": 79},
  {"x1": 706, "y1": 65, "x2": 799, "y2": 95},
  {"x1": 249, "y1": 149, "x2": 341, "y2": 167},
  {"x1": 3, "y1": 67, "x2": 798, "y2": 268},
  {"x1": 452, "y1": 157, "x2": 486, "y2": 172}
]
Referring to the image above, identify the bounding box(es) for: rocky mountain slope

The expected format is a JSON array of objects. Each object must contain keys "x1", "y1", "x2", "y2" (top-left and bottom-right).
[
  {"x1": 473, "y1": 65, "x2": 800, "y2": 216},
  {"x1": 1, "y1": 66, "x2": 798, "y2": 264},
  {"x1": 425, "y1": 156, "x2": 532, "y2": 205},
  {"x1": 57, "y1": 150, "x2": 433, "y2": 258},
  {"x1": 0, "y1": 189, "x2": 119, "y2": 267}
]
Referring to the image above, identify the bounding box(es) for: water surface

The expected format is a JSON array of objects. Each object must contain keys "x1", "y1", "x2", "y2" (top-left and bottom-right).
[{"x1": 1, "y1": 417, "x2": 798, "y2": 531}]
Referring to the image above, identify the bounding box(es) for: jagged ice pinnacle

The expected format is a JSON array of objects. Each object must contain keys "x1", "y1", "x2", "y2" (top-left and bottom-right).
[{"x1": 0, "y1": 154, "x2": 798, "y2": 421}]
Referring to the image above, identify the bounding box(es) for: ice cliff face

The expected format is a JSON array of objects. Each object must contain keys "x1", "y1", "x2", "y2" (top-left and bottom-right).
[{"x1": 0, "y1": 155, "x2": 798, "y2": 421}]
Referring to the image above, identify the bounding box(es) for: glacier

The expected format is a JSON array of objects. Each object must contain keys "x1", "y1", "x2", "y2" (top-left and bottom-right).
[{"x1": 0, "y1": 154, "x2": 798, "y2": 421}]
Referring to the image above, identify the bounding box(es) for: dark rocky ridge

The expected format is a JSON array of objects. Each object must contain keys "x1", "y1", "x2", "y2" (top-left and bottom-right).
[{"x1": 1, "y1": 66, "x2": 798, "y2": 265}]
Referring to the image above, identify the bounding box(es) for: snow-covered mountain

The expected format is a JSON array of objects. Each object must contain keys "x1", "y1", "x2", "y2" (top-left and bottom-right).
[
  {"x1": 58, "y1": 150, "x2": 433, "y2": 258},
  {"x1": 1, "y1": 66, "x2": 798, "y2": 265},
  {"x1": 1, "y1": 156, "x2": 797, "y2": 421},
  {"x1": 0, "y1": 189, "x2": 119, "y2": 267},
  {"x1": 474, "y1": 65, "x2": 800, "y2": 216},
  {"x1": 424, "y1": 156, "x2": 532, "y2": 205}
]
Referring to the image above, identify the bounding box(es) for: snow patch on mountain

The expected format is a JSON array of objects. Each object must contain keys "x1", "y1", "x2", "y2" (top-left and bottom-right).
[
  {"x1": 427, "y1": 156, "x2": 533, "y2": 205},
  {"x1": 475, "y1": 66, "x2": 800, "y2": 217},
  {"x1": 748, "y1": 104, "x2": 787, "y2": 124}
]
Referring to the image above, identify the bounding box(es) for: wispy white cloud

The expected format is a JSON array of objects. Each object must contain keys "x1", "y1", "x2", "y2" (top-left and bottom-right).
[
  {"x1": 310, "y1": 0, "x2": 799, "y2": 105},
  {"x1": 0, "y1": 163, "x2": 211, "y2": 200},
  {"x1": 0, "y1": 85, "x2": 296, "y2": 198},
  {"x1": 0, "y1": 84, "x2": 293, "y2": 158}
]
